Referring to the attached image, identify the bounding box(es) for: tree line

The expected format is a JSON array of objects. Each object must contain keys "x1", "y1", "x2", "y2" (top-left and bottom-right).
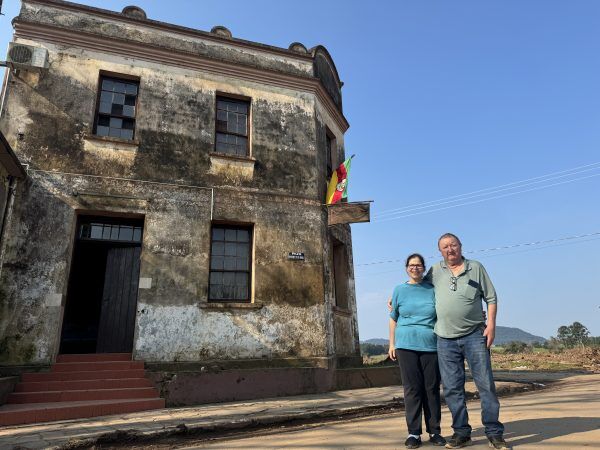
[
  {"x1": 496, "y1": 321, "x2": 597, "y2": 353},
  {"x1": 361, "y1": 322, "x2": 599, "y2": 356}
]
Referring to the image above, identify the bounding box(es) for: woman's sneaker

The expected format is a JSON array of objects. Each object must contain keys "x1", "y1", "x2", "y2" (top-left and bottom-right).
[
  {"x1": 429, "y1": 434, "x2": 447, "y2": 446},
  {"x1": 488, "y1": 436, "x2": 511, "y2": 449},
  {"x1": 405, "y1": 435, "x2": 422, "y2": 449},
  {"x1": 445, "y1": 433, "x2": 472, "y2": 448}
]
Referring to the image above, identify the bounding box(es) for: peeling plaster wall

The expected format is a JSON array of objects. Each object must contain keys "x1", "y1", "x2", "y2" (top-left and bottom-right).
[
  {"x1": 0, "y1": 176, "x2": 73, "y2": 364},
  {"x1": 135, "y1": 303, "x2": 327, "y2": 362},
  {"x1": 0, "y1": 1, "x2": 358, "y2": 366}
]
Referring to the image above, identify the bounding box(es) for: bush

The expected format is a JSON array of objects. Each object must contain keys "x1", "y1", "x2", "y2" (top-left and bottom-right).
[
  {"x1": 503, "y1": 341, "x2": 530, "y2": 353},
  {"x1": 360, "y1": 343, "x2": 388, "y2": 356}
]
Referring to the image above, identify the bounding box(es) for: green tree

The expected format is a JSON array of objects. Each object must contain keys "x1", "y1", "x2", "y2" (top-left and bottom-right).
[
  {"x1": 360, "y1": 343, "x2": 388, "y2": 356},
  {"x1": 556, "y1": 322, "x2": 590, "y2": 348}
]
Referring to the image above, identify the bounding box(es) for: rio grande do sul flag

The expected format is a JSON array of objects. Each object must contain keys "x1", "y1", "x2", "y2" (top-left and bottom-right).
[{"x1": 326, "y1": 156, "x2": 353, "y2": 205}]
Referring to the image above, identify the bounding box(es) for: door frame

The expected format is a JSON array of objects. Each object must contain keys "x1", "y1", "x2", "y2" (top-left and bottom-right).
[{"x1": 58, "y1": 212, "x2": 145, "y2": 356}]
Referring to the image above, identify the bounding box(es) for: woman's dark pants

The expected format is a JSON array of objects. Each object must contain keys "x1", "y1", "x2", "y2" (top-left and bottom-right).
[{"x1": 396, "y1": 348, "x2": 442, "y2": 436}]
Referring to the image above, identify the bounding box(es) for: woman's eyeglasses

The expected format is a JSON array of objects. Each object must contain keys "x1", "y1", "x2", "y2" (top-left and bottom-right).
[
  {"x1": 450, "y1": 276, "x2": 458, "y2": 291},
  {"x1": 408, "y1": 264, "x2": 424, "y2": 270}
]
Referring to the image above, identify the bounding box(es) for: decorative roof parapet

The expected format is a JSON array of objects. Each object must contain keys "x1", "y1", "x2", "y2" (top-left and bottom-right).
[{"x1": 14, "y1": 0, "x2": 348, "y2": 128}]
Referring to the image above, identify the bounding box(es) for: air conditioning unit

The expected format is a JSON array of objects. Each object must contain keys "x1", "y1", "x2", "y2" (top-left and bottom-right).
[{"x1": 6, "y1": 43, "x2": 49, "y2": 71}]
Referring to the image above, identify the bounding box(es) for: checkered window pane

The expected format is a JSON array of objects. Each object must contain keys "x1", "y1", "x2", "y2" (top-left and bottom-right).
[{"x1": 94, "y1": 76, "x2": 139, "y2": 140}]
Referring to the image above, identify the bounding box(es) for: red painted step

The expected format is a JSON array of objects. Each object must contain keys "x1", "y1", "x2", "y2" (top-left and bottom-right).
[
  {"x1": 15, "y1": 377, "x2": 153, "y2": 392},
  {"x1": 22, "y1": 369, "x2": 146, "y2": 382},
  {"x1": 0, "y1": 354, "x2": 165, "y2": 426},
  {"x1": 7, "y1": 387, "x2": 159, "y2": 404},
  {"x1": 51, "y1": 361, "x2": 144, "y2": 372},
  {"x1": 0, "y1": 398, "x2": 165, "y2": 426},
  {"x1": 56, "y1": 353, "x2": 132, "y2": 363}
]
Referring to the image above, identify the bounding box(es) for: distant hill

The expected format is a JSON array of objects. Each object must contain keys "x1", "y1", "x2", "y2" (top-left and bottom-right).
[
  {"x1": 363, "y1": 338, "x2": 388, "y2": 346},
  {"x1": 494, "y1": 326, "x2": 546, "y2": 345},
  {"x1": 362, "y1": 327, "x2": 546, "y2": 346}
]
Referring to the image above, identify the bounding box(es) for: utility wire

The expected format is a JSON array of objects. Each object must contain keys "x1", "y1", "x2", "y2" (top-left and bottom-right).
[
  {"x1": 374, "y1": 171, "x2": 600, "y2": 223},
  {"x1": 356, "y1": 231, "x2": 600, "y2": 267},
  {"x1": 356, "y1": 235, "x2": 600, "y2": 279},
  {"x1": 374, "y1": 162, "x2": 600, "y2": 218}
]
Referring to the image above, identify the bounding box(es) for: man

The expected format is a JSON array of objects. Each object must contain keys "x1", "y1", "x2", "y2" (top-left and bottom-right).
[
  {"x1": 432, "y1": 233, "x2": 508, "y2": 449},
  {"x1": 390, "y1": 233, "x2": 509, "y2": 449}
]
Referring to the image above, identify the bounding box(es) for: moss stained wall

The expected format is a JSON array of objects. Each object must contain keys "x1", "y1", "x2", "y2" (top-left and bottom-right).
[{"x1": 0, "y1": 1, "x2": 357, "y2": 365}]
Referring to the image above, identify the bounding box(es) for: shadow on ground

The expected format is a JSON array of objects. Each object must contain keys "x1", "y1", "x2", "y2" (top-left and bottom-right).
[{"x1": 471, "y1": 416, "x2": 600, "y2": 447}]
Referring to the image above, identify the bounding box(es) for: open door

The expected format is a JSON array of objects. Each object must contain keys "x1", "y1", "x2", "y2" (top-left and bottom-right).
[
  {"x1": 60, "y1": 216, "x2": 143, "y2": 354},
  {"x1": 96, "y1": 246, "x2": 141, "y2": 353}
]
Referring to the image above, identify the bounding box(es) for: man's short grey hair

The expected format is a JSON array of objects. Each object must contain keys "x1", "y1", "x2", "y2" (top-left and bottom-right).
[{"x1": 438, "y1": 233, "x2": 462, "y2": 246}]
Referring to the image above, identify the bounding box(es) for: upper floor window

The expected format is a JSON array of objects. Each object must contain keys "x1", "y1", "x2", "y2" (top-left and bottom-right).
[
  {"x1": 326, "y1": 133, "x2": 334, "y2": 179},
  {"x1": 94, "y1": 76, "x2": 139, "y2": 140},
  {"x1": 215, "y1": 96, "x2": 249, "y2": 157}
]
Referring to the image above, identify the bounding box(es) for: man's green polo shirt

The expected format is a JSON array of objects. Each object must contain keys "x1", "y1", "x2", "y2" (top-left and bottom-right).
[{"x1": 425, "y1": 258, "x2": 497, "y2": 339}]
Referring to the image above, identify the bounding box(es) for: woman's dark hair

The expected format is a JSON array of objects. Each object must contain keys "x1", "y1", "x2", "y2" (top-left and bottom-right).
[{"x1": 405, "y1": 253, "x2": 426, "y2": 268}]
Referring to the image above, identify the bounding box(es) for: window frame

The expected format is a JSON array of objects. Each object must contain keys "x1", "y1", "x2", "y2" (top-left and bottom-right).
[
  {"x1": 331, "y1": 235, "x2": 349, "y2": 310},
  {"x1": 325, "y1": 129, "x2": 336, "y2": 180},
  {"x1": 208, "y1": 223, "x2": 253, "y2": 303},
  {"x1": 92, "y1": 72, "x2": 140, "y2": 141},
  {"x1": 214, "y1": 94, "x2": 251, "y2": 158}
]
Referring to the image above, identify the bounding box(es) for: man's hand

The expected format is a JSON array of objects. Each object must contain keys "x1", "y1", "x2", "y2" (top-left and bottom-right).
[
  {"x1": 387, "y1": 297, "x2": 392, "y2": 312},
  {"x1": 388, "y1": 347, "x2": 396, "y2": 361},
  {"x1": 483, "y1": 324, "x2": 495, "y2": 348}
]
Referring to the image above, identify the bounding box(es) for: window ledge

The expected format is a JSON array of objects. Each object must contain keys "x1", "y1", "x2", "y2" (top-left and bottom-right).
[
  {"x1": 209, "y1": 152, "x2": 255, "y2": 180},
  {"x1": 332, "y1": 305, "x2": 352, "y2": 317},
  {"x1": 84, "y1": 133, "x2": 140, "y2": 148},
  {"x1": 199, "y1": 302, "x2": 263, "y2": 310},
  {"x1": 209, "y1": 152, "x2": 256, "y2": 163}
]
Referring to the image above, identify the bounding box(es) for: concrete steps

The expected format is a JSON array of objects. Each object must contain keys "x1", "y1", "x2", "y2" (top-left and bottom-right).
[{"x1": 0, "y1": 353, "x2": 165, "y2": 426}]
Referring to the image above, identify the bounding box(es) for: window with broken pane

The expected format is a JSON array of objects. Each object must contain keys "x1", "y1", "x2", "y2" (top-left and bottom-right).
[
  {"x1": 209, "y1": 225, "x2": 252, "y2": 302},
  {"x1": 94, "y1": 76, "x2": 139, "y2": 140},
  {"x1": 215, "y1": 97, "x2": 249, "y2": 156}
]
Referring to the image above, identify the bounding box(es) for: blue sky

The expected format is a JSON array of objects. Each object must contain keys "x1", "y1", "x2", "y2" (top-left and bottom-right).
[{"x1": 1, "y1": 1, "x2": 599, "y2": 339}]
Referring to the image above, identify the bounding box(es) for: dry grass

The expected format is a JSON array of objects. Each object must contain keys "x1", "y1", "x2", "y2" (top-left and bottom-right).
[
  {"x1": 362, "y1": 347, "x2": 600, "y2": 373},
  {"x1": 490, "y1": 347, "x2": 600, "y2": 372}
]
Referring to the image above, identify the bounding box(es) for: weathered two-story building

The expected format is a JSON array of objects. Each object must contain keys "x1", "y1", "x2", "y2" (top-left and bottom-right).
[{"x1": 0, "y1": 0, "x2": 360, "y2": 404}]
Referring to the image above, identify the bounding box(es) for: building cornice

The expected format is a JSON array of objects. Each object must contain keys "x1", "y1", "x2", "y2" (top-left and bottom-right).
[
  {"x1": 22, "y1": 0, "x2": 315, "y2": 63},
  {"x1": 13, "y1": 20, "x2": 350, "y2": 133}
]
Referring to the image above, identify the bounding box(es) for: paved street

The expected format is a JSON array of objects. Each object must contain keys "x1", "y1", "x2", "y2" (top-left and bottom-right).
[{"x1": 193, "y1": 374, "x2": 600, "y2": 449}]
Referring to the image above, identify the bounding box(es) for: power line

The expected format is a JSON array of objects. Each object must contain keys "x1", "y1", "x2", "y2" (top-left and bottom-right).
[
  {"x1": 374, "y1": 171, "x2": 600, "y2": 223},
  {"x1": 356, "y1": 231, "x2": 600, "y2": 267},
  {"x1": 374, "y1": 161, "x2": 600, "y2": 218},
  {"x1": 356, "y1": 235, "x2": 600, "y2": 279}
]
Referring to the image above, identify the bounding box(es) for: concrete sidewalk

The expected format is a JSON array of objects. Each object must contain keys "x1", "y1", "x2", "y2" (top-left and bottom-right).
[{"x1": 0, "y1": 374, "x2": 554, "y2": 450}]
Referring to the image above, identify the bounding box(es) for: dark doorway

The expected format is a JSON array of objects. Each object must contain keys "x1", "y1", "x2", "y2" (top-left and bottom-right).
[{"x1": 60, "y1": 216, "x2": 144, "y2": 354}]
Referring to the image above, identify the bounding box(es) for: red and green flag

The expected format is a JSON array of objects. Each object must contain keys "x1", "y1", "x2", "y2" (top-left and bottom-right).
[{"x1": 326, "y1": 156, "x2": 353, "y2": 205}]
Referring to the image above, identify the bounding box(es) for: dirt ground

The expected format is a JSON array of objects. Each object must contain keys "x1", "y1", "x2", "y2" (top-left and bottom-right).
[{"x1": 191, "y1": 374, "x2": 600, "y2": 449}]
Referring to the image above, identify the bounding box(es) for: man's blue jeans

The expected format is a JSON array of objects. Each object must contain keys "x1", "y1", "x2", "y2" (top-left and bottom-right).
[{"x1": 437, "y1": 327, "x2": 504, "y2": 438}]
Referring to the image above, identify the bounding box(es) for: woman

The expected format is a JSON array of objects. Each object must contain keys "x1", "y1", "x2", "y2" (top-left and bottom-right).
[{"x1": 388, "y1": 253, "x2": 446, "y2": 449}]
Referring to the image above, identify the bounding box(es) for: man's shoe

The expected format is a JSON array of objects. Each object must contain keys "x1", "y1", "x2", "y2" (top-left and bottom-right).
[
  {"x1": 445, "y1": 433, "x2": 472, "y2": 448},
  {"x1": 488, "y1": 436, "x2": 511, "y2": 450},
  {"x1": 405, "y1": 436, "x2": 422, "y2": 449},
  {"x1": 429, "y1": 434, "x2": 447, "y2": 446}
]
